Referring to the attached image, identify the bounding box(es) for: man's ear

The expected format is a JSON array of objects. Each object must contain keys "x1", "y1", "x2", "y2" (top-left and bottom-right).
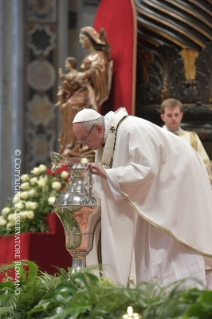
[
  {"x1": 180, "y1": 112, "x2": 184, "y2": 121},
  {"x1": 160, "y1": 114, "x2": 165, "y2": 122},
  {"x1": 95, "y1": 124, "x2": 104, "y2": 133}
]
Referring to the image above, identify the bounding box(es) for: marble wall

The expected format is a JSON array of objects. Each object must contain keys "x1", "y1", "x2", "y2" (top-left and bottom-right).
[{"x1": 0, "y1": 0, "x2": 99, "y2": 210}]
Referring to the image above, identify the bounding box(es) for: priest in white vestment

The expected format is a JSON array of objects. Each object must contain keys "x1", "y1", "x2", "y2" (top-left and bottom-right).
[{"x1": 72, "y1": 107, "x2": 212, "y2": 288}]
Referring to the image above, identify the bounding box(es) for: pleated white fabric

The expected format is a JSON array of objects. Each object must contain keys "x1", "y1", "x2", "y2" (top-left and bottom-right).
[{"x1": 88, "y1": 112, "x2": 212, "y2": 287}]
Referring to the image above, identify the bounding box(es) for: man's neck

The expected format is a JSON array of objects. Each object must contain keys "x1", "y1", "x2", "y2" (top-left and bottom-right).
[{"x1": 162, "y1": 125, "x2": 182, "y2": 134}]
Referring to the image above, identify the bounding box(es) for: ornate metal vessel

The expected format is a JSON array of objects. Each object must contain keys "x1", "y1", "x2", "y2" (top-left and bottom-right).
[{"x1": 50, "y1": 152, "x2": 101, "y2": 272}]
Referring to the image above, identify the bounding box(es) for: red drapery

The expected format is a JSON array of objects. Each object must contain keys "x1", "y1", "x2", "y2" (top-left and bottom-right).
[
  {"x1": 0, "y1": 213, "x2": 71, "y2": 281},
  {"x1": 93, "y1": 0, "x2": 137, "y2": 115}
]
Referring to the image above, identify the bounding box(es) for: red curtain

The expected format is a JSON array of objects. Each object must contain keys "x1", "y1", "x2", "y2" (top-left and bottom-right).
[{"x1": 93, "y1": 0, "x2": 137, "y2": 115}]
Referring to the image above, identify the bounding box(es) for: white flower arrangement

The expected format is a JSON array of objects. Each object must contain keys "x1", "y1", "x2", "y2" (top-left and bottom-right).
[
  {"x1": 20, "y1": 174, "x2": 29, "y2": 182},
  {"x1": 2, "y1": 207, "x2": 10, "y2": 216},
  {"x1": 30, "y1": 177, "x2": 38, "y2": 185},
  {"x1": 61, "y1": 171, "x2": 69, "y2": 179},
  {"x1": 52, "y1": 181, "x2": 62, "y2": 190},
  {"x1": 0, "y1": 165, "x2": 69, "y2": 236},
  {"x1": 48, "y1": 196, "x2": 56, "y2": 205},
  {"x1": 21, "y1": 182, "x2": 30, "y2": 191}
]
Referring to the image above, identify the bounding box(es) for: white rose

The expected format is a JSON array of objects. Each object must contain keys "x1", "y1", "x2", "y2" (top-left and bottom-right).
[
  {"x1": 31, "y1": 167, "x2": 41, "y2": 175},
  {"x1": 28, "y1": 188, "x2": 36, "y2": 197},
  {"x1": 20, "y1": 191, "x2": 29, "y2": 199},
  {"x1": 6, "y1": 221, "x2": 15, "y2": 229},
  {"x1": 48, "y1": 196, "x2": 56, "y2": 205},
  {"x1": 26, "y1": 210, "x2": 34, "y2": 219},
  {"x1": 15, "y1": 191, "x2": 21, "y2": 197},
  {"x1": 6, "y1": 219, "x2": 15, "y2": 228},
  {"x1": 13, "y1": 192, "x2": 21, "y2": 204},
  {"x1": 52, "y1": 181, "x2": 61, "y2": 190},
  {"x1": 21, "y1": 182, "x2": 30, "y2": 190},
  {"x1": 39, "y1": 164, "x2": 47, "y2": 172},
  {"x1": 25, "y1": 202, "x2": 37, "y2": 210},
  {"x1": 37, "y1": 177, "x2": 47, "y2": 188},
  {"x1": 30, "y1": 202, "x2": 38, "y2": 210},
  {"x1": 2, "y1": 207, "x2": 10, "y2": 216},
  {"x1": 21, "y1": 174, "x2": 29, "y2": 182},
  {"x1": 8, "y1": 213, "x2": 16, "y2": 221},
  {"x1": 15, "y1": 201, "x2": 24, "y2": 210},
  {"x1": 13, "y1": 196, "x2": 19, "y2": 204},
  {"x1": 81, "y1": 158, "x2": 89, "y2": 164},
  {"x1": 30, "y1": 177, "x2": 38, "y2": 185},
  {"x1": 61, "y1": 171, "x2": 69, "y2": 179},
  {"x1": 20, "y1": 211, "x2": 28, "y2": 219},
  {"x1": 0, "y1": 219, "x2": 6, "y2": 226}
]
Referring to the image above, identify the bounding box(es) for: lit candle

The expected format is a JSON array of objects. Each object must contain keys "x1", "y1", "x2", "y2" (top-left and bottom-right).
[{"x1": 122, "y1": 306, "x2": 142, "y2": 318}]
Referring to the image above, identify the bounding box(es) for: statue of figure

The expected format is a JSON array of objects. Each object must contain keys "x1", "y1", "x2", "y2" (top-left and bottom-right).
[
  {"x1": 55, "y1": 57, "x2": 79, "y2": 107},
  {"x1": 56, "y1": 26, "x2": 112, "y2": 159}
]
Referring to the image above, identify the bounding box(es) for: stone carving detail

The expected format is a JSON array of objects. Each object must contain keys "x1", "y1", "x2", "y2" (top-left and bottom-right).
[
  {"x1": 27, "y1": 24, "x2": 56, "y2": 56},
  {"x1": 137, "y1": 43, "x2": 212, "y2": 111},
  {"x1": 27, "y1": 59, "x2": 56, "y2": 91},
  {"x1": 26, "y1": 129, "x2": 55, "y2": 167},
  {"x1": 196, "y1": 42, "x2": 212, "y2": 104},
  {"x1": 27, "y1": 0, "x2": 56, "y2": 22},
  {"x1": 28, "y1": 94, "x2": 55, "y2": 125},
  {"x1": 135, "y1": 0, "x2": 212, "y2": 125},
  {"x1": 137, "y1": 45, "x2": 183, "y2": 106}
]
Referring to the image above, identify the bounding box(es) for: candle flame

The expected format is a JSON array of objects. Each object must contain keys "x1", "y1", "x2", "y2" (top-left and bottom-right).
[{"x1": 127, "y1": 306, "x2": 133, "y2": 315}]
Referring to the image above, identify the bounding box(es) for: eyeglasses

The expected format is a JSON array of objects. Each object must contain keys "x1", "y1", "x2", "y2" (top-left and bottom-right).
[{"x1": 77, "y1": 124, "x2": 95, "y2": 143}]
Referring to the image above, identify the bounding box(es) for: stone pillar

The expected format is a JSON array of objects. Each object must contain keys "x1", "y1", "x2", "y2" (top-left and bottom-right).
[
  {"x1": 57, "y1": 0, "x2": 69, "y2": 137},
  {"x1": 0, "y1": 0, "x2": 24, "y2": 211}
]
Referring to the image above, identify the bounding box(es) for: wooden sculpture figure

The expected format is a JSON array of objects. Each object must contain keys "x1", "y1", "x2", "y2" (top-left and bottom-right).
[
  {"x1": 55, "y1": 57, "x2": 79, "y2": 107},
  {"x1": 56, "y1": 26, "x2": 112, "y2": 159}
]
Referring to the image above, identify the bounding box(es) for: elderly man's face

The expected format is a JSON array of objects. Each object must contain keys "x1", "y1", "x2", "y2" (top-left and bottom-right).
[{"x1": 73, "y1": 123, "x2": 105, "y2": 150}]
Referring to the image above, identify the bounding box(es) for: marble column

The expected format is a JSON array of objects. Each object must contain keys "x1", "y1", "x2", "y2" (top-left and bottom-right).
[{"x1": 0, "y1": 0, "x2": 24, "y2": 211}]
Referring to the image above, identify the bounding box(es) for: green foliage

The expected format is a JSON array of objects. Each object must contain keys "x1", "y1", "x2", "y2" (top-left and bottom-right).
[
  {"x1": 182, "y1": 290, "x2": 212, "y2": 319},
  {"x1": 0, "y1": 261, "x2": 212, "y2": 319},
  {"x1": 0, "y1": 165, "x2": 69, "y2": 236}
]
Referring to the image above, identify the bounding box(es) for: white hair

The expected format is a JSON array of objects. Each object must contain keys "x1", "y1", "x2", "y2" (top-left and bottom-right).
[{"x1": 80, "y1": 116, "x2": 105, "y2": 130}]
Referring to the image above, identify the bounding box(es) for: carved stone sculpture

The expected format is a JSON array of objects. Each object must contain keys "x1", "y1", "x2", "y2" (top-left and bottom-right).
[
  {"x1": 134, "y1": 0, "x2": 212, "y2": 125},
  {"x1": 56, "y1": 27, "x2": 113, "y2": 159}
]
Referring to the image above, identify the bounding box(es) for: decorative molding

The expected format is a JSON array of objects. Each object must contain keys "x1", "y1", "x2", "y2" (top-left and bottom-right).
[
  {"x1": 181, "y1": 123, "x2": 212, "y2": 141},
  {"x1": 27, "y1": 59, "x2": 56, "y2": 91},
  {"x1": 135, "y1": 0, "x2": 211, "y2": 50},
  {"x1": 136, "y1": 42, "x2": 212, "y2": 122},
  {"x1": 27, "y1": 24, "x2": 56, "y2": 56},
  {"x1": 26, "y1": 129, "x2": 55, "y2": 167},
  {"x1": 27, "y1": 94, "x2": 55, "y2": 125},
  {"x1": 27, "y1": 0, "x2": 57, "y2": 23}
]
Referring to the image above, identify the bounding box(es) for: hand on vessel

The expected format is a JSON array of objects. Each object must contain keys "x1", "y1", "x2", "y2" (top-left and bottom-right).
[{"x1": 86, "y1": 163, "x2": 107, "y2": 179}]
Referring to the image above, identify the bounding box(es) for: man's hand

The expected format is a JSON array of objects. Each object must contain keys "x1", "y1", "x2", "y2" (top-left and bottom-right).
[{"x1": 86, "y1": 163, "x2": 107, "y2": 179}]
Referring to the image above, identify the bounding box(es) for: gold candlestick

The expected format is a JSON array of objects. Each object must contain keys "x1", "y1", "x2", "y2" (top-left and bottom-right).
[{"x1": 122, "y1": 306, "x2": 142, "y2": 319}]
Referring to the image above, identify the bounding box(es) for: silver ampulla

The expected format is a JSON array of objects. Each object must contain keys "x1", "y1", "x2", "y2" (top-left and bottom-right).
[{"x1": 50, "y1": 152, "x2": 101, "y2": 273}]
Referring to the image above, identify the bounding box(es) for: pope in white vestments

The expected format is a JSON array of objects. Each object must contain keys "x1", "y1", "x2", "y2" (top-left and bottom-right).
[{"x1": 72, "y1": 108, "x2": 212, "y2": 288}]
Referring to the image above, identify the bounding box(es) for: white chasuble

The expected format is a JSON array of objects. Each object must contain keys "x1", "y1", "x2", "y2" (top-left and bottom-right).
[{"x1": 89, "y1": 111, "x2": 212, "y2": 287}]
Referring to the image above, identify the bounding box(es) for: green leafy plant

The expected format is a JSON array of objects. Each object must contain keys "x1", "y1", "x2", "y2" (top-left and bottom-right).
[
  {"x1": 0, "y1": 261, "x2": 211, "y2": 319},
  {"x1": 0, "y1": 164, "x2": 69, "y2": 236}
]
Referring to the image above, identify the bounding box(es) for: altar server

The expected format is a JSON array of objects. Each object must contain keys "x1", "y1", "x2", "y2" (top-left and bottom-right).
[{"x1": 160, "y1": 98, "x2": 212, "y2": 184}]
